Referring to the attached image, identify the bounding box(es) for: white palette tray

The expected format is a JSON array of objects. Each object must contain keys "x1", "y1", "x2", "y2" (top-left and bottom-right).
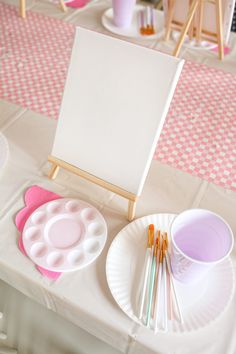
[
  {"x1": 22, "y1": 198, "x2": 107, "y2": 272},
  {"x1": 172, "y1": 30, "x2": 217, "y2": 51},
  {"x1": 106, "y1": 214, "x2": 235, "y2": 332}
]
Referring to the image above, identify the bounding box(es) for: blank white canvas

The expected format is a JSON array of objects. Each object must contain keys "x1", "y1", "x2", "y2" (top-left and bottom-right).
[{"x1": 52, "y1": 27, "x2": 184, "y2": 196}]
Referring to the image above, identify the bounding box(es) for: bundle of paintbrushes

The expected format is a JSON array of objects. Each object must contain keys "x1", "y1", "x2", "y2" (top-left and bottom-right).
[
  {"x1": 138, "y1": 224, "x2": 183, "y2": 332},
  {"x1": 139, "y1": 7, "x2": 156, "y2": 36}
]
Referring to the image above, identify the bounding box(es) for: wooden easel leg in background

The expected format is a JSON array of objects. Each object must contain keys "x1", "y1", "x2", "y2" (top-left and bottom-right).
[
  {"x1": 127, "y1": 200, "x2": 137, "y2": 222},
  {"x1": 59, "y1": 0, "x2": 67, "y2": 12},
  {"x1": 188, "y1": 0, "x2": 195, "y2": 40},
  {"x1": 165, "y1": 0, "x2": 175, "y2": 41},
  {"x1": 215, "y1": 0, "x2": 224, "y2": 60},
  {"x1": 20, "y1": 0, "x2": 26, "y2": 18},
  {"x1": 196, "y1": 0, "x2": 203, "y2": 43},
  {"x1": 173, "y1": 0, "x2": 199, "y2": 57},
  {"x1": 48, "y1": 164, "x2": 60, "y2": 180}
]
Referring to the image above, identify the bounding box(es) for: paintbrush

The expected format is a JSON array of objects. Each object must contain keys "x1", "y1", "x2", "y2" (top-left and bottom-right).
[
  {"x1": 164, "y1": 232, "x2": 183, "y2": 324},
  {"x1": 154, "y1": 234, "x2": 164, "y2": 333},
  {"x1": 145, "y1": 230, "x2": 160, "y2": 326},
  {"x1": 138, "y1": 224, "x2": 154, "y2": 320}
]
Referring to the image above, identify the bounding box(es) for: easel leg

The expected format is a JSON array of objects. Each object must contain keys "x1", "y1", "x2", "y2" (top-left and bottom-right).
[
  {"x1": 196, "y1": 0, "x2": 204, "y2": 43},
  {"x1": 59, "y1": 0, "x2": 67, "y2": 12},
  {"x1": 127, "y1": 200, "x2": 137, "y2": 222},
  {"x1": 173, "y1": 0, "x2": 199, "y2": 57},
  {"x1": 215, "y1": 0, "x2": 224, "y2": 60},
  {"x1": 188, "y1": 0, "x2": 195, "y2": 40},
  {"x1": 48, "y1": 164, "x2": 60, "y2": 180},
  {"x1": 165, "y1": 0, "x2": 175, "y2": 41},
  {"x1": 20, "y1": 0, "x2": 26, "y2": 18}
]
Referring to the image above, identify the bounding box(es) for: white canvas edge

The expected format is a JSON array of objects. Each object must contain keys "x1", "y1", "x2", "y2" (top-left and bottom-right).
[{"x1": 136, "y1": 59, "x2": 184, "y2": 196}]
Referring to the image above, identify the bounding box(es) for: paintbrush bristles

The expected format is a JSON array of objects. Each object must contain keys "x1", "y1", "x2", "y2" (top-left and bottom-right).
[{"x1": 148, "y1": 224, "x2": 154, "y2": 248}]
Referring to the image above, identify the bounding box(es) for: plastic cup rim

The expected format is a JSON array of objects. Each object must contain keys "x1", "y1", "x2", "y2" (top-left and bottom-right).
[{"x1": 170, "y1": 208, "x2": 234, "y2": 266}]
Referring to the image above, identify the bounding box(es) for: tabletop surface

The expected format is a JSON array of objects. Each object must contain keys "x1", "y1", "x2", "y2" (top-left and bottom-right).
[{"x1": 0, "y1": 1, "x2": 236, "y2": 354}]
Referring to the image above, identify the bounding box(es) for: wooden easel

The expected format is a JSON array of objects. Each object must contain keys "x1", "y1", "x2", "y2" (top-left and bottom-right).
[
  {"x1": 48, "y1": 155, "x2": 138, "y2": 221},
  {"x1": 165, "y1": 0, "x2": 224, "y2": 60},
  {"x1": 20, "y1": 0, "x2": 67, "y2": 18}
]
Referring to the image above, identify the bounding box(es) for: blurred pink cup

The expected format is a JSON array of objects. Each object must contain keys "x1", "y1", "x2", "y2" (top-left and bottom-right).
[{"x1": 112, "y1": 0, "x2": 136, "y2": 28}]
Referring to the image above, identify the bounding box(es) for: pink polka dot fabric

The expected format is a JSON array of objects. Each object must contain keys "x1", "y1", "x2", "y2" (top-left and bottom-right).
[
  {"x1": 155, "y1": 61, "x2": 236, "y2": 192},
  {"x1": 0, "y1": 3, "x2": 75, "y2": 118},
  {"x1": 0, "y1": 3, "x2": 235, "y2": 192}
]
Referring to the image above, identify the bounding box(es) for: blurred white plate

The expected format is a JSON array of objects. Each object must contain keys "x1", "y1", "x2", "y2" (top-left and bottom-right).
[
  {"x1": 0, "y1": 132, "x2": 9, "y2": 171},
  {"x1": 106, "y1": 213, "x2": 235, "y2": 332},
  {"x1": 102, "y1": 5, "x2": 164, "y2": 40}
]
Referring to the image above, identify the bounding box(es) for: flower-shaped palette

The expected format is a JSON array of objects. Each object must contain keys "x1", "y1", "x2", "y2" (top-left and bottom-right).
[{"x1": 22, "y1": 198, "x2": 107, "y2": 272}]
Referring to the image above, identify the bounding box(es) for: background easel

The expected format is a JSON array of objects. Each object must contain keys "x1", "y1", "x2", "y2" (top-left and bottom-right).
[
  {"x1": 165, "y1": 0, "x2": 224, "y2": 59},
  {"x1": 19, "y1": 0, "x2": 67, "y2": 18}
]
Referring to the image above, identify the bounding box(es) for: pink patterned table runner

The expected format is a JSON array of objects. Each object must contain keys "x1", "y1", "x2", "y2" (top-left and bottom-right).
[{"x1": 0, "y1": 3, "x2": 235, "y2": 191}]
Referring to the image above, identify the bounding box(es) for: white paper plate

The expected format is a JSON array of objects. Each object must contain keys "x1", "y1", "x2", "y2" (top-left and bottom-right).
[
  {"x1": 22, "y1": 198, "x2": 107, "y2": 272},
  {"x1": 0, "y1": 132, "x2": 9, "y2": 171},
  {"x1": 172, "y1": 30, "x2": 217, "y2": 51},
  {"x1": 106, "y1": 214, "x2": 235, "y2": 333},
  {"x1": 102, "y1": 5, "x2": 164, "y2": 40}
]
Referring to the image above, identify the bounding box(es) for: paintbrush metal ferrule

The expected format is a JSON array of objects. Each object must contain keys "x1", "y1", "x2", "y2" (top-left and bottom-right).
[
  {"x1": 154, "y1": 241, "x2": 158, "y2": 257},
  {"x1": 164, "y1": 232, "x2": 169, "y2": 248},
  {"x1": 163, "y1": 239, "x2": 167, "y2": 256},
  {"x1": 159, "y1": 248, "x2": 163, "y2": 263},
  {"x1": 157, "y1": 230, "x2": 161, "y2": 248},
  {"x1": 154, "y1": 230, "x2": 160, "y2": 257}
]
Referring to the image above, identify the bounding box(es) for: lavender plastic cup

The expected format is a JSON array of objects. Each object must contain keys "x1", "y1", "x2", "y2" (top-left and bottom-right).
[
  {"x1": 112, "y1": 0, "x2": 136, "y2": 28},
  {"x1": 170, "y1": 209, "x2": 234, "y2": 283}
]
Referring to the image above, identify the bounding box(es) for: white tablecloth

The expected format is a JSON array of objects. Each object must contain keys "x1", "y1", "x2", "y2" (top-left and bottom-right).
[{"x1": 0, "y1": 1, "x2": 236, "y2": 353}]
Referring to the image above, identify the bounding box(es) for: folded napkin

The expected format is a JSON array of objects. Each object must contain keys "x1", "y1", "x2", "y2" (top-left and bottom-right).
[
  {"x1": 65, "y1": 0, "x2": 90, "y2": 9},
  {"x1": 211, "y1": 46, "x2": 231, "y2": 55},
  {"x1": 15, "y1": 185, "x2": 62, "y2": 280}
]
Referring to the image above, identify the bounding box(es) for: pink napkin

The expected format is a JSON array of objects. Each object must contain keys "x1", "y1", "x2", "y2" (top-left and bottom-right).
[
  {"x1": 211, "y1": 46, "x2": 231, "y2": 55},
  {"x1": 15, "y1": 185, "x2": 62, "y2": 280},
  {"x1": 65, "y1": 0, "x2": 90, "y2": 9}
]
